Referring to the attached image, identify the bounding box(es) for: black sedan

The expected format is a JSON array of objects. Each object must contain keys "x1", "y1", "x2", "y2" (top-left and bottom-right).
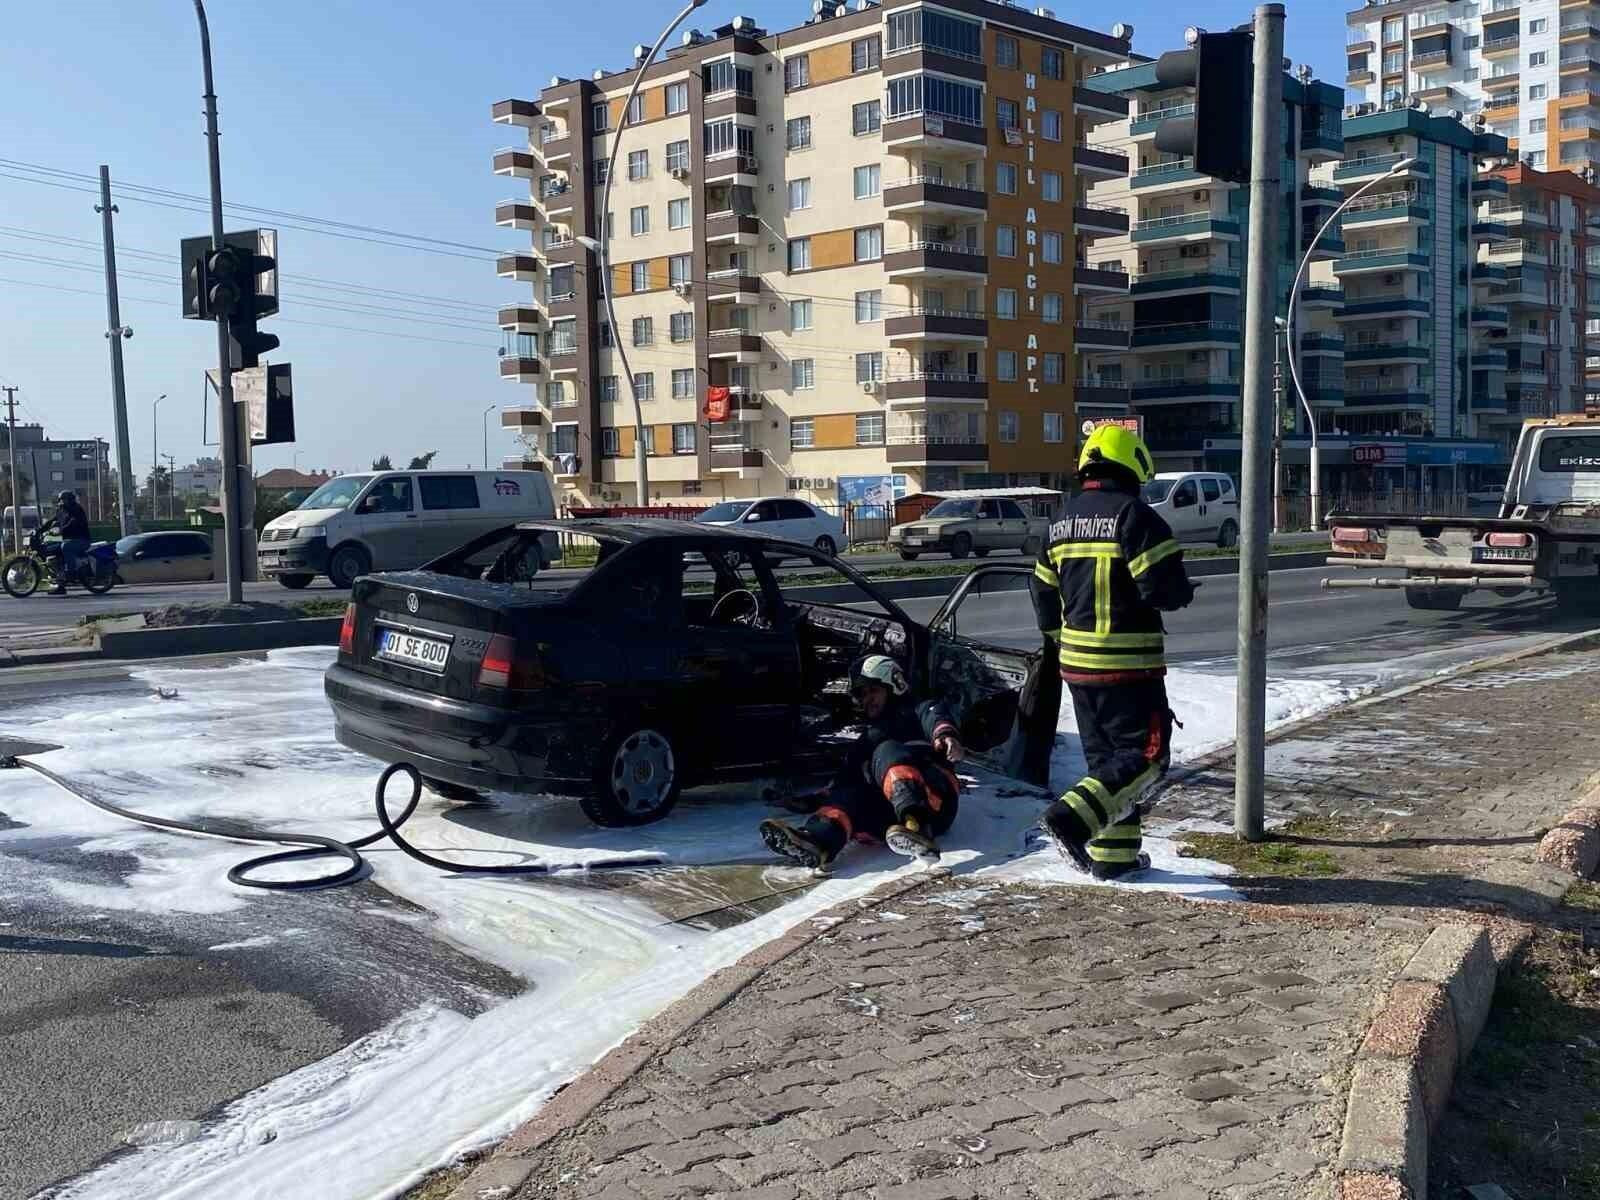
[{"x1": 324, "y1": 519, "x2": 1045, "y2": 827}]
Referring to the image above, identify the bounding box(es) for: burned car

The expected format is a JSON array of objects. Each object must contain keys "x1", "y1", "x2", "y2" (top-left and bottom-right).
[{"x1": 324, "y1": 519, "x2": 1042, "y2": 827}]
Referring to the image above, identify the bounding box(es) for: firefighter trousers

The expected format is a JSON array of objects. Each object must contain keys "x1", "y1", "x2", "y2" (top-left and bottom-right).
[
  {"x1": 814, "y1": 740, "x2": 960, "y2": 845},
  {"x1": 1046, "y1": 678, "x2": 1173, "y2": 867}
]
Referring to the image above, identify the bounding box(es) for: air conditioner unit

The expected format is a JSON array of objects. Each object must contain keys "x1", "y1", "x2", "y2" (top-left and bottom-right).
[
  {"x1": 786, "y1": 477, "x2": 804, "y2": 490},
  {"x1": 1383, "y1": 273, "x2": 1398, "y2": 285},
  {"x1": 861, "y1": 379, "x2": 881, "y2": 394},
  {"x1": 1188, "y1": 350, "x2": 1208, "y2": 363},
  {"x1": 669, "y1": 165, "x2": 690, "y2": 179},
  {"x1": 814, "y1": 477, "x2": 834, "y2": 488},
  {"x1": 673, "y1": 282, "x2": 693, "y2": 297},
  {"x1": 1193, "y1": 190, "x2": 1210, "y2": 201}
]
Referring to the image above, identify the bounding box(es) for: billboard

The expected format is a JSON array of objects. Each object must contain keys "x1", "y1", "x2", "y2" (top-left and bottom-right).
[{"x1": 836, "y1": 474, "x2": 908, "y2": 510}]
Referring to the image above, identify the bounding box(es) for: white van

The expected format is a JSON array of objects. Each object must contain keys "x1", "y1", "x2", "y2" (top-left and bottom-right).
[
  {"x1": 1141, "y1": 471, "x2": 1241, "y2": 547},
  {"x1": 258, "y1": 470, "x2": 556, "y2": 589}
]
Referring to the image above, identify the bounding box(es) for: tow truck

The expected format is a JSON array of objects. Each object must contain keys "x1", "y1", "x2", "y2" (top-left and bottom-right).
[{"x1": 1323, "y1": 416, "x2": 1600, "y2": 617}]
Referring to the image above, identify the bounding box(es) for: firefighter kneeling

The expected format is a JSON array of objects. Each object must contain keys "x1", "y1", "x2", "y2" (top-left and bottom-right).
[
  {"x1": 760, "y1": 655, "x2": 963, "y2": 869},
  {"x1": 1031, "y1": 425, "x2": 1195, "y2": 880}
]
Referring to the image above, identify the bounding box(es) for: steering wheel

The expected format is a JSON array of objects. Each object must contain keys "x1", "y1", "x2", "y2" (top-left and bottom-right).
[{"x1": 709, "y1": 588, "x2": 761, "y2": 628}]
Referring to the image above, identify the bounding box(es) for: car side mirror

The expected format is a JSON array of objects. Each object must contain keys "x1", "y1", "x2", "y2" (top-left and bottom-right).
[
  {"x1": 1173, "y1": 492, "x2": 1195, "y2": 509},
  {"x1": 357, "y1": 497, "x2": 377, "y2": 513},
  {"x1": 133, "y1": 550, "x2": 145, "y2": 559},
  {"x1": 744, "y1": 512, "x2": 761, "y2": 522}
]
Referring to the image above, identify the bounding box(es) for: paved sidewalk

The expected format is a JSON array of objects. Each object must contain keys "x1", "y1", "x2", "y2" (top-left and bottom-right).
[{"x1": 511, "y1": 883, "x2": 1424, "y2": 1200}]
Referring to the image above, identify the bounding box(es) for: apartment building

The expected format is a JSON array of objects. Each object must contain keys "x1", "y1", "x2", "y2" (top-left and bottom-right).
[
  {"x1": 1347, "y1": 0, "x2": 1600, "y2": 177},
  {"x1": 0, "y1": 423, "x2": 112, "y2": 515},
  {"x1": 490, "y1": 1, "x2": 1133, "y2": 505},
  {"x1": 1076, "y1": 62, "x2": 1347, "y2": 468}
]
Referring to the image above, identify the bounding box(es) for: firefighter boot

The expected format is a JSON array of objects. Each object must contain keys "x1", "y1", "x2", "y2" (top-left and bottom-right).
[
  {"x1": 884, "y1": 775, "x2": 940, "y2": 861},
  {"x1": 760, "y1": 815, "x2": 847, "y2": 870},
  {"x1": 885, "y1": 813, "x2": 939, "y2": 861},
  {"x1": 1032, "y1": 805, "x2": 1094, "y2": 873}
]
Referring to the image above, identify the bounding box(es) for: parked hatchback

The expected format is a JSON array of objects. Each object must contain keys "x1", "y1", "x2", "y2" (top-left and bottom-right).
[
  {"x1": 114, "y1": 531, "x2": 215, "y2": 583},
  {"x1": 1141, "y1": 472, "x2": 1241, "y2": 547},
  {"x1": 693, "y1": 497, "x2": 844, "y2": 556}
]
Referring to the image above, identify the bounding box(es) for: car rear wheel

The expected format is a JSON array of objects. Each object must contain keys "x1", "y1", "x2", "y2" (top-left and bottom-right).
[
  {"x1": 328, "y1": 544, "x2": 371, "y2": 591},
  {"x1": 277, "y1": 574, "x2": 314, "y2": 590},
  {"x1": 1217, "y1": 520, "x2": 1239, "y2": 549},
  {"x1": 973, "y1": 547, "x2": 990, "y2": 557},
  {"x1": 1021, "y1": 535, "x2": 1041, "y2": 558},
  {"x1": 898, "y1": 551, "x2": 920, "y2": 561},
  {"x1": 813, "y1": 535, "x2": 837, "y2": 557},
  {"x1": 950, "y1": 533, "x2": 973, "y2": 560},
  {"x1": 582, "y1": 726, "x2": 681, "y2": 827}
]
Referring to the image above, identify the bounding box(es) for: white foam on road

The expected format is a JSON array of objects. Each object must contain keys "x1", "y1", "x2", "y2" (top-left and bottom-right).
[{"x1": 3, "y1": 646, "x2": 1344, "y2": 1200}]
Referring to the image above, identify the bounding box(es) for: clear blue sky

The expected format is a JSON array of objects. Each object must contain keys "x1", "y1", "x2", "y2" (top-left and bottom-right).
[{"x1": 0, "y1": 1, "x2": 1347, "y2": 482}]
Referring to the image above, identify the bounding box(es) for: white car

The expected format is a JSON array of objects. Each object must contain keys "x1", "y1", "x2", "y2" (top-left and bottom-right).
[
  {"x1": 693, "y1": 497, "x2": 845, "y2": 556},
  {"x1": 1141, "y1": 471, "x2": 1241, "y2": 547}
]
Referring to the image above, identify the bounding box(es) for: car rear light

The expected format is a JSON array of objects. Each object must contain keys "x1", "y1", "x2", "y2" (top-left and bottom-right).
[
  {"x1": 477, "y1": 634, "x2": 515, "y2": 689},
  {"x1": 338, "y1": 604, "x2": 356, "y2": 656},
  {"x1": 1330, "y1": 526, "x2": 1373, "y2": 543},
  {"x1": 1486, "y1": 531, "x2": 1532, "y2": 548}
]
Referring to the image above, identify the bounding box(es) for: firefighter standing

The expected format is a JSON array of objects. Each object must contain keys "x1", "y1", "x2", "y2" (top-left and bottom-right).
[
  {"x1": 760, "y1": 655, "x2": 964, "y2": 868},
  {"x1": 1030, "y1": 425, "x2": 1195, "y2": 879}
]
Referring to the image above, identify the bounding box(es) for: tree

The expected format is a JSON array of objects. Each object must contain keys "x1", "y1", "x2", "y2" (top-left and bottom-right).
[
  {"x1": 255, "y1": 489, "x2": 294, "y2": 533},
  {"x1": 371, "y1": 454, "x2": 394, "y2": 471},
  {"x1": 0, "y1": 467, "x2": 31, "y2": 511},
  {"x1": 406, "y1": 451, "x2": 438, "y2": 470}
]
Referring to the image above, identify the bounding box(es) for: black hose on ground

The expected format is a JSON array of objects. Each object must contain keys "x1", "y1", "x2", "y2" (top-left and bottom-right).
[{"x1": 7, "y1": 758, "x2": 661, "y2": 890}]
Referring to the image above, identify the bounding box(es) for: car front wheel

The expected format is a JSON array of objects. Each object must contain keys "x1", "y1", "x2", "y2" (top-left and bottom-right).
[
  {"x1": 277, "y1": 574, "x2": 313, "y2": 590},
  {"x1": 1217, "y1": 520, "x2": 1239, "y2": 549},
  {"x1": 327, "y1": 544, "x2": 371, "y2": 591},
  {"x1": 581, "y1": 725, "x2": 682, "y2": 827},
  {"x1": 813, "y1": 535, "x2": 837, "y2": 557},
  {"x1": 950, "y1": 533, "x2": 973, "y2": 560}
]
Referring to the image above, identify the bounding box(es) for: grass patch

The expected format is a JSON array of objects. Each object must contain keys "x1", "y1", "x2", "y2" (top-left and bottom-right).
[
  {"x1": 76, "y1": 611, "x2": 139, "y2": 627},
  {"x1": 293, "y1": 598, "x2": 348, "y2": 618},
  {"x1": 1176, "y1": 816, "x2": 1344, "y2": 877},
  {"x1": 1564, "y1": 880, "x2": 1600, "y2": 912}
]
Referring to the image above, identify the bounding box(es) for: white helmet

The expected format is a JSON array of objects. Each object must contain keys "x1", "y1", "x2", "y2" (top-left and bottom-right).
[{"x1": 851, "y1": 654, "x2": 908, "y2": 696}]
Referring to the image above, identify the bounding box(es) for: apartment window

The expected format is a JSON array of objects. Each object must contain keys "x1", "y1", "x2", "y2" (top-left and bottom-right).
[
  {"x1": 1043, "y1": 353, "x2": 1064, "y2": 384},
  {"x1": 997, "y1": 288, "x2": 1017, "y2": 319},
  {"x1": 1041, "y1": 47, "x2": 1064, "y2": 80},
  {"x1": 1531, "y1": 84, "x2": 1548, "y2": 100},
  {"x1": 791, "y1": 299, "x2": 814, "y2": 331},
  {"x1": 995, "y1": 33, "x2": 1019, "y2": 68},
  {"x1": 672, "y1": 368, "x2": 695, "y2": 399},
  {"x1": 668, "y1": 254, "x2": 691, "y2": 286},
  {"x1": 601, "y1": 427, "x2": 620, "y2": 457},
  {"x1": 628, "y1": 95, "x2": 645, "y2": 124},
  {"x1": 1530, "y1": 51, "x2": 1548, "y2": 67},
  {"x1": 1530, "y1": 150, "x2": 1547, "y2": 166},
  {"x1": 1383, "y1": 51, "x2": 1404, "y2": 73},
  {"x1": 704, "y1": 59, "x2": 754, "y2": 98},
  {"x1": 856, "y1": 352, "x2": 884, "y2": 383},
  {"x1": 593, "y1": 158, "x2": 609, "y2": 185},
  {"x1": 1043, "y1": 412, "x2": 1064, "y2": 443},
  {"x1": 788, "y1": 177, "x2": 812, "y2": 211},
  {"x1": 630, "y1": 261, "x2": 650, "y2": 291},
  {"x1": 1464, "y1": 67, "x2": 1480, "y2": 81},
  {"x1": 665, "y1": 82, "x2": 688, "y2": 115},
  {"x1": 1041, "y1": 170, "x2": 1063, "y2": 203},
  {"x1": 598, "y1": 322, "x2": 614, "y2": 348},
  {"x1": 1041, "y1": 110, "x2": 1062, "y2": 141},
  {"x1": 998, "y1": 411, "x2": 1019, "y2": 443},
  {"x1": 885, "y1": 6, "x2": 982, "y2": 58},
  {"x1": 997, "y1": 225, "x2": 1018, "y2": 257},
  {"x1": 854, "y1": 164, "x2": 881, "y2": 198},
  {"x1": 666, "y1": 139, "x2": 690, "y2": 173},
  {"x1": 1042, "y1": 231, "x2": 1063, "y2": 264},
  {"x1": 592, "y1": 102, "x2": 609, "y2": 132},
  {"x1": 854, "y1": 226, "x2": 883, "y2": 262},
  {"x1": 672, "y1": 424, "x2": 696, "y2": 454},
  {"x1": 852, "y1": 35, "x2": 881, "y2": 72},
  {"x1": 544, "y1": 381, "x2": 564, "y2": 408},
  {"x1": 791, "y1": 416, "x2": 815, "y2": 448},
  {"x1": 788, "y1": 237, "x2": 812, "y2": 271},
  {"x1": 1530, "y1": 17, "x2": 1547, "y2": 33},
  {"x1": 787, "y1": 116, "x2": 812, "y2": 151},
  {"x1": 853, "y1": 100, "x2": 882, "y2": 135},
  {"x1": 628, "y1": 149, "x2": 649, "y2": 181},
  {"x1": 785, "y1": 54, "x2": 811, "y2": 91},
  {"x1": 849, "y1": 412, "x2": 887, "y2": 449},
  {"x1": 792, "y1": 359, "x2": 816, "y2": 390},
  {"x1": 1465, "y1": 35, "x2": 1479, "y2": 49},
  {"x1": 631, "y1": 317, "x2": 655, "y2": 347},
  {"x1": 996, "y1": 98, "x2": 1020, "y2": 130},
  {"x1": 670, "y1": 311, "x2": 694, "y2": 342},
  {"x1": 855, "y1": 289, "x2": 882, "y2": 322},
  {"x1": 634, "y1": 372, "x2": 655, "y2": 400},
  {"x1": 997, "y1": 350, "x2": 1018, "y2": 381},
  {"x1": 668, "y1": 197, "x2": 690, "y2": 229},
  {"x1": 997, "y1": 162, "x2": 1018, "y2": 194},
  {"x1": 1382, "y1": 16, "x2": 1402, "y2": 41},
  {"x1": 884, "y1": 74, "x2": 983, "y2": 124},
  {"x1": 630, "y1": 205, "x2": 650, "y2": 236},
  {"x1": 1530, "y1": 118, "x2": 1547, "y2": 134},
  {"x1": 1042, "y1": 293, "x2": 1063, "y2": 323},
  {"x1": 683, "y1": 480, "x2": 703, "y2": 496}
]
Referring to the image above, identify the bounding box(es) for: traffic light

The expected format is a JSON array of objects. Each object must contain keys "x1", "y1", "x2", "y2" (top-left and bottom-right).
[
  {"x1": 225, "y1": 238, "x2": 280, "y2": 369},
  {"x1": 1152, "y1": 30, "x2": 1254, "y2": 185}
]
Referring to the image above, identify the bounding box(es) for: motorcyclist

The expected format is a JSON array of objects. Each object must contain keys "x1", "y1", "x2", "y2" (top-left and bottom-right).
[
  {"x1": 43, "y1": 490, "x2": 91, "y2": 595},
  {"x1": 759, "y1": 655, "x2": 965, "y2": 868}
]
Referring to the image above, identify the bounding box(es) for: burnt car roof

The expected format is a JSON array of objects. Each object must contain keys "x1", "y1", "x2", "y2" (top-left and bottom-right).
[{"x1": 513, "y1": 517, "x2": 771, "y2": 543}]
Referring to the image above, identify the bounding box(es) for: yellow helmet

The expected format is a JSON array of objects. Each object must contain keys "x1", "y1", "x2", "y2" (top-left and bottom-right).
[{"x1": 1078, "y1": 424, "x2": 1155, "y2": 484}]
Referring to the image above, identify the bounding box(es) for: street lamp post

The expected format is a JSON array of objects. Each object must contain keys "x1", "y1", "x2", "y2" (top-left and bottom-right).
[
  {"x1": 1285, "y1": 156, "x2": 1417, "y2": 530},
  {"x1": 482, "y1": 403, "x2": 496, "y2": 470},
  {"x1": 152, "y1": 393, "x2": 166, "y2": 522},
  {"x1": 578, "y1": 0, "x2": 707, "y2": 508}
]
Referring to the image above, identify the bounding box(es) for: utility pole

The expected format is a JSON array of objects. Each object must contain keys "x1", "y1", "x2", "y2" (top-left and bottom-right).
[
  {"x1": 94, "y1": 437, "x2": 104, "y2": 524},
  {"x1": 163, "y1": 453, "x2": 177, "y2": 520},
  {"x1": 97, "y1": 166, "x2": 139, "y2": 539},
  {"x1": 1234, "y1": 3, "x2": 1285, "y2": 843},
  {"x1": 1272, "y1": 326, "x2": 1285, "y2": 534},
  {"x1": 3, "y1": 385, "x2": 19, "y2": 554}
]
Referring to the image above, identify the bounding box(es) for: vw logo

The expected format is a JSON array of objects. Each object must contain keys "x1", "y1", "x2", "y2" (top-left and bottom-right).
[{"x1": 405, "y1": 592, "x2": 419, "y2": 614}]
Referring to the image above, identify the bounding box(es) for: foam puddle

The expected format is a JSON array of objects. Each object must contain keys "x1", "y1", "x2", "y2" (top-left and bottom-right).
[{"x1": 5, "y1": 646, "x2": 1366, "y2": 1200}]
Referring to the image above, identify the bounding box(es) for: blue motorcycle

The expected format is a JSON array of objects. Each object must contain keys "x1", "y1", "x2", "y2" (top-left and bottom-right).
[{"x1": 1, "y1": 530, "x2": 119, "y2": 597}]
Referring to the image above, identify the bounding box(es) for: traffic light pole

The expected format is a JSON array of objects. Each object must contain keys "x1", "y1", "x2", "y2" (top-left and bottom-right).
[
  {"x1": 193, "y1": 0, "x2": 243, "y2": 604},
  {"x1": 1234, "y1": 2, "x2": 1284, "y2": 843}
]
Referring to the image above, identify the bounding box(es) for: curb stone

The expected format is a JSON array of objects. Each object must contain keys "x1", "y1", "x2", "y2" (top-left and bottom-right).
[
  {"x1": 440, "y1": 869, "x2": 941, "y2": 1200},
  {"x1": 1535, "y1": 793, "x2": 1600, "y2": 879}
]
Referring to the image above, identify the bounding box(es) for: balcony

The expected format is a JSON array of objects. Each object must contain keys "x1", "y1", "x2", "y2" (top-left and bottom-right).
[
  {"x1": 1337, "y1": 296, "x2": 1430, "y2": 320},
  {"x1": 885, "y1": 309, "x2": 989, "y2": 341},
  {"x1": 542, "y1": 237, "x2": 580, "y2": 266},
  {"x1": 724, "y1": 388, "x2": 764, "y2": 422},
  {"x1": 703, "y1": 151, "x2": 759, "y2": 185},
  {"x1": 1333, "y1": 248, "x2": 1430, "y2": 276},
  {"x1": 704, "y1": 270, "x2": 761, "y2": 302},
  {"x1": 1484, "y1": 199, "x2": 1549, "y2": 227},
  {"x1": 1483, "y1": 32, "x2": 1521, "y2": 57},
  {"x1": 1130, "y1": 213, "x2": 1241, "y2": 244},
  {"x1": 1300, "y1": 123, "x2": 1344, "y2": 161},
  {"x1": 705, "y1": 211, "x2": 759, "y2": 245},
  {"x1": 540, "y1": 135, "x2": 572, "y2": 165},
  {"x1": 497, "y1": 306, "x2": 542, "y2": 332},
  {"x1": 1074, "y1": 264, "x2": 1131, "y2": 294},
  {"x1": 501, "y1": 406, "x2": 543, "y2": 430},
  {"x1": 884, "y1": 241, "x2": 988, "y2": 278},
  {"x1": 709, "y1": 432, "x2": 763, "y2": 472},
  {"x1": 1331, "y1": 153, "x2": 1430, "y2": 183},
  {"x1": 499, "y1": 355, "x2": 541, "y2": 383},
  {"x1": 540, "y1": 181, "x2": 574, "y2": 217},
  {"x1": 1472, "y1": 175, "x2": 1510, "y2": 197},
  {"x1": 495, "y1": 200, "x2": 539, "y2": 231},
  {"x1": 497, "y1": 253, "x2": 540, "y2": 281},
  {"x1": 885, "y1": 434, "x2": 989, "y2": 466},
  {"x1": 1130, "y1": 269, "x2": 1241, "y2": 297},
  {"x1": 1074, "y1": 205, "x2": 1129, "y2": 238},
  {"x1": 1303, "y1": 232, "x2": 1346, "y2": 262},
  {"x1": 881, "y1": 113, "x2": 987, "y2": 152},
  {"x1": 1073, "y1": 145, "x2": 1129, "y2": 179},
  {"x1": 883, "y1": 372, "x2": 987, "y2": 402},
  {"x1": 1483, "y1": 94, "x2": 1521, "y2": 116},
  {"x1": 547, "y1": 343, "x2": 580, "y2": 373},
  {"x1": 1472, "y1": 349, "x2": 1510, "y2": 369},
  {"x1": 1130, "y1": 103, "x2": 1194, "y2": 138},
  {"x1": 492, "y1": 99, "x2": 541, "y2": 127},
  {"x1": 706, "y1": 330, "x2": 763, "y2": 359},
  {"x1": 1344, "y1": 340, "x2": 1430, "y2": 365},
  {"x1": 1130, "y1": 157, "x2": 1206, "y2": 191},
  {"x1": 1343, "y1": 387, "x2": 1432, "y2": 408},
  {"x1": 501, "y1": 455, "x2": 545, "y2": 472},
  {"x1": 1342, "y1": 196, "x2": 1431, "y2": 227},
  {"x1": 1348, "y1": 69, "x2": 1376, "y2": 85},
  {"x1": 1300, "y1": 333, "x2": 1346, "y2": 355},
  {"x1": 1130, "y1": 375, "x2": 1241, "y2": 403},
  {"x1": 879, "y1": 44, "x2": 987, "y2": 83},
  {"x1": 1130, "y1": 321, "x2": 1240, "y2": 349},
  {"x1": 1411, "y1": 47, "x2": 1452, "y2": 70},
  {"x1": 1560, "y1": 50, "x2": 1600, "y2": 71},
  {"x1": 1074, "y1": 86, "x2": 1129, "y2": 126},
  {"x1": 1300, "y1": 284, "x2": 1344, "y2": 309},
  {"x1": 1073, "y1": 320, "x2": 1131, "y2": 350},
  {"x1": 883, "y1": 176, "x2": 989, "y2": 215},
  {"x1": 493, "y1": 148, "x2": 540, "y2": 177},
  {"x1": 1471, "y1": 305, "x2": 1511, "y2": 327},
  {"x1": 1483, "y1": 69, "x2": 1522, "y2": 92},
  {"x1": 1304, "y1": 185, "x2": 1345, "y2": 210},
  {"x1": 1074, "y1": 380, "x2": 1132, "y2": 408}
]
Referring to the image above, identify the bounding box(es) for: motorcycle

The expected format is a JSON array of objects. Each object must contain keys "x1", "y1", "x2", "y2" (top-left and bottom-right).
[{"x1": 1, "y1": 530, "x2": 119, "y2": 598}]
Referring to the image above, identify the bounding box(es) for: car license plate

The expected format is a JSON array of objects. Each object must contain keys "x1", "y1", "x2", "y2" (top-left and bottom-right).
[
  {"x1": 259, "y1": 553, "x2": 279, "y2": 566},
  {"x1": 905, "y1": 537, "x2": 925, "y2": 547},
  {"x1": 1477, "y1": 547, "x2": 1534, "y2": 562},
  {"x1": 374, "y1": 627, "x2": 451, "y2": 673}
]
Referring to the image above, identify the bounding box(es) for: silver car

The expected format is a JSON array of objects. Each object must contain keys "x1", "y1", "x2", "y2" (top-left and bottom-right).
[{"x1": 115, "y1": 531, "x2": 215, "y2": 584}]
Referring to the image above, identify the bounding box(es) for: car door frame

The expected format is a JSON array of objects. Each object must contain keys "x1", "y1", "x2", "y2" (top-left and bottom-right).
[
  {"x1": 118, "y1": 534, "x2": 166, "y2": 584},
  {"x1": 1168, "y1": 476, "x2": 1204, "y2": 542},
  {"x1": 1197, "y1": 475, "x2": 1225, "y2": 541},
  {"x1": 924, "y1": 563, "x2": 1041, "y2": 762},
  {"x1": 997, "y1": 498, "x2": 1030, "y2": 550},
  {"x1": 352, "y1": 474, "x2": 419, "y2": 567},
  {"x1": 173, "y1": 531, "x2": 214, "y2": 581}
]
